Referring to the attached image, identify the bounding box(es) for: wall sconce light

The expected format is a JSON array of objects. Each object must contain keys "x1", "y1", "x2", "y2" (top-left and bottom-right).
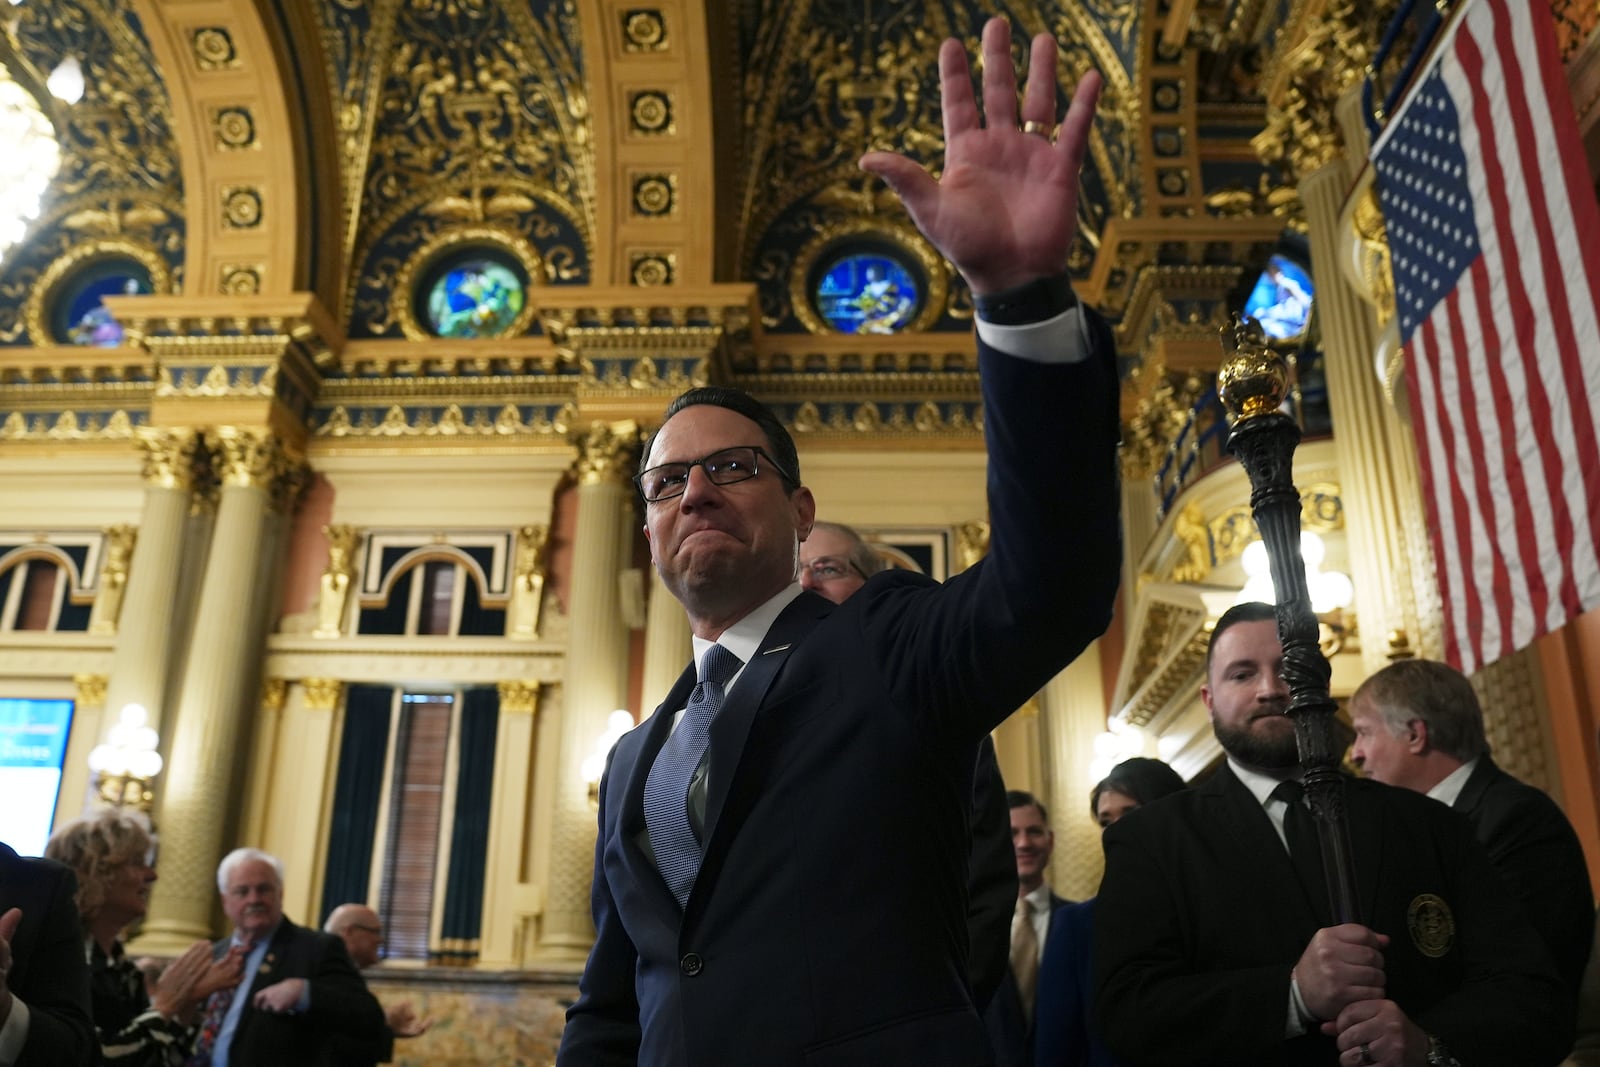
[
  {"x1": 1087, "y1": 717, "x2": 1148, "y2": 785},
  {"x1": 87, "y1": 703, "x2": 163, "y2": 810},
  {"x1": 1235, "y1": 532, "x2": 1354, "y2": 615},
  {"x1": 582, "y1": 709, "x2": 635, "y2": 808}
]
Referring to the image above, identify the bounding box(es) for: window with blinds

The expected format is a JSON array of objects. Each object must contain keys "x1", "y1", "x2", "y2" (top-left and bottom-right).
[{"x1": 376, "y1": 692, "x2": 454, "y2": 961}]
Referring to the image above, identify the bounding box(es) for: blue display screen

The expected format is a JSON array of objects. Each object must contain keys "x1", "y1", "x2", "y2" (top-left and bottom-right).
[{"x1": 0, "y1": 698, "x2": 74, "y2": 856}]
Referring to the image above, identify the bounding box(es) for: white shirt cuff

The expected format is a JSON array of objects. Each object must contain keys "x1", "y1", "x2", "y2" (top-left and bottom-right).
[
  {"x1": 974, "y1": 305, "x2": 1091, "y2": 364},
  {"x1": 1286, "y1": 974, "x2": 1313, "y2": 1038},
  {"x1": 0, "y1": 995, "x2": 31, "y2": 1066}
]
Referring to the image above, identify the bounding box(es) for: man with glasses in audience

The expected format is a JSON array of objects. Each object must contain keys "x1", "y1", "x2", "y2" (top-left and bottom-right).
[
  {"x1": 558, "y1": 18, "x2": 1120, "y2": 1065},
  {"x1": 800, "y1": 521, "x2": 1017, "y2": 1017},
  {"x1": 324, "y1": 904, "x2": 433, "y2": 1067}
]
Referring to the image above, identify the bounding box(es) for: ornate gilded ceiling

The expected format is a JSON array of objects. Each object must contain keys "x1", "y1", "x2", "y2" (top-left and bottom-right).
[{"x1": 0, "y1": 0, "x2": 1324, "y2": 450}]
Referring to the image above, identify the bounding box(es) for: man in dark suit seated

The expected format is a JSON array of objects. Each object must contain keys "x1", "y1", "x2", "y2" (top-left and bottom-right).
[
  {"x1": 800, "y1": 520, "x2": 1017, "y2": 1015},
  {"x1": 1349, "y1": 658, "x2": 1595, "y2": 1000},
  {"x1": 0, "y1": 840, "x2": 94, "y2": 1066},
  {"x1": 985, "y1": 790, "x2": 1069, "y2": 1067},
  {"x1": 187, "y1": 848, "x2": 385, "y2": 1067},
  {"x1": 1095, "y1": 602, "x2": 1573, "y2": 1067},
  {"x1": 557, "y1": 18, "x2": 1122, "y2": 1065}
]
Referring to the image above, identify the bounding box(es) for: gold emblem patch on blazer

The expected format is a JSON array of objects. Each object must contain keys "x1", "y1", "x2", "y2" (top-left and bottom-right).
[{"x1": 1407, "y1": 893, "x2": 1455, "y2": 957}]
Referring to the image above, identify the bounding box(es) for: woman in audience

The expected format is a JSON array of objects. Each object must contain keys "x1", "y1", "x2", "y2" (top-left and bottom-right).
[
  {"x1": 1034, "y1": 757, "x2": 1188, "y2": 1067},
  {"x1": 46, "y1": 809, "x2": 243, "y2": 1065}
]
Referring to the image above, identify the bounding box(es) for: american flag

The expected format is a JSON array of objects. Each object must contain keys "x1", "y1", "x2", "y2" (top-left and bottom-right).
[{"x1": 1370, "y1": 0, "x2": 1600, "y2": 674}]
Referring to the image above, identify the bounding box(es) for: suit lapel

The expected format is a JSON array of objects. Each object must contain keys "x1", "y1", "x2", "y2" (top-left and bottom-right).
[
  {"x1": 1207, "y1": 768, "x2": 1320, "y2": 949},
  {"x1": 616, "y1": 664, "x2": 697, "y2": 921},
  {"x1": 692, "y1": 594, "x2": 827, "y2": 906}
]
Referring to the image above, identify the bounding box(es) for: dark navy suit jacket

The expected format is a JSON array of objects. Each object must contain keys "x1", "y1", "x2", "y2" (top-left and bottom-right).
[
  {"x1": 560, "y1": 325, "x2": 1122, "y2": 1066},
  {"x1": 0, "y1": 842, "x2": 93, "y2": 1066}
]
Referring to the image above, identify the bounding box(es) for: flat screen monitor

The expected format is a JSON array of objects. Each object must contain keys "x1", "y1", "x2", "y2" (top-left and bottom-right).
[
  {"x1": 0, "y1": 698, "x2": 74, "y2": 856},
  {"x1": 1243, "y1": 253, "x2": 1315, "y2": 341}
]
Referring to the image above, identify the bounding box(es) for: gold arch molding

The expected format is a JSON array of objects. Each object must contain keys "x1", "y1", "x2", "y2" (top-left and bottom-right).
[{"x1": 125, "y1": 0, "x2": 328, "y2": 298}]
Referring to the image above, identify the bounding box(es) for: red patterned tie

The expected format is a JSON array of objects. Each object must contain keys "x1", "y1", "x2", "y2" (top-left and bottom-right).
[{"x1": 186, "y1": 942, "x2": 250, "y2": 1066}]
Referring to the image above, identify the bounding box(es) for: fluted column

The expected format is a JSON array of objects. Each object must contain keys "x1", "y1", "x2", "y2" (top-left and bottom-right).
[
  {"x1": 537, "y1": 420, "x2": 640, "y2": 961},
  {"x1": 135, "y1": 430, "x2": 306, "y2": 952},
  {"x1": 1038, "y1": 649, "x2": 1108, "y2": 901},
  {"x1": 641, "y1": 568, "x2": 692, "y2": 710},
  {"x1": 480, "y1": 680, "x2": 543, "y2": 966},
  {"x1": 100, "y1": 429, "x2": 206, "y2": 737}
]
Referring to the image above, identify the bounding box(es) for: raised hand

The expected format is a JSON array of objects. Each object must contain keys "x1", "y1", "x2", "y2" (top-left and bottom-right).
[
  {"x1": 191, "y1": 942, "x2": 247, "y2": 1003},
  {"x1": 859, "y1": 17, "x2": 1101, "y2": 295},
  {"x1": 149, "y1": 940, "x2": 213, "y2": 1018}
]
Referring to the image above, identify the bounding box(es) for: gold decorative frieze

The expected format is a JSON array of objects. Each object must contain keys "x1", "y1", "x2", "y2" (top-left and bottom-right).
[
  {"x1": 0, "y1": 410, "x2": 139, "y2": 442},
  {"x1": 221, "y1": 186, "x2": 264, "y2": 229},
  {"x1": 211, "y1": 106, "x2": 258, "y2": 150},
  {"x1": 628, "y1": 90, "x2": 673, "y2": 135},
  {"x1": 314, "y1": 402, "x2": 574, "y2": 442},
  {"x1": 622, "y1": 10, "x2": 667, "y2": 51},
  {"x1": 629, "y1": 252, "x2": 676, "y2": 286},
  {"x1": 191, "y1": 27, "x2": 239, "y2": 70},
  {"x1": 301, "y1": 678, "x2": 345, "y2": 713},
  {"x1": 497, "y1": 680, "x2": 543, "y2": 716},
  {"x1": 573, "y1": 420, "x2": 641, "y2": 488}
]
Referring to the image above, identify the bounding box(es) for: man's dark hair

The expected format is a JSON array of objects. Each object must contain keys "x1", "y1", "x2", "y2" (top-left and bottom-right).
[
  {"x1": 1205, "y1": 601, "x2": 1278, "y2": 674},
  {"x1": 641, "y1": 386, "x2": 802, "y2": 492},
  {"x1": 1007, "y1": 789, "x2": 1048, "y2": 825},
  {"x1": 1089, "y1": 757, "x2": 1188, "y2": 818}
]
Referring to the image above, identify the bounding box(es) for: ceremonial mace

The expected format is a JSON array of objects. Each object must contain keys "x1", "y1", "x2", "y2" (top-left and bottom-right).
[{"x1": 1217, "y1": 315, "x2": 1360, "y2": 923}]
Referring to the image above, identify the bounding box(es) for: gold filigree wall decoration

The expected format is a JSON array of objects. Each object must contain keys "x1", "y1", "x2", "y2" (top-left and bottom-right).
[
  {"x1": 630, "y1": 252, "x2": 676, "y2": 287},
  {"x1": 628, "y1": 89, "x2": 673, "y2": 134},
  {"x1": 955, "y1": 520, "x2": 990, "y2": 572},
  {"x1": 1121, "y1": 364, "x2": 1204, "y2": 481},
  {"x1": 340, "y1": 0, "x2": 594, "y2": 328},
  {"x1": 1552, "y1": 0, "x2": 1600, "y2": 62},
  {"x1": 314, "y1": 524, "x2": 359, "y2": 638},
  {"x1": 508, "y1": 524, "x2": 550, "y2": 638},
  {"x1": 190, "y1": 27, "x2": 240, "y2": 70},
  {"x1": 631, "y1": 173, "x2": 676, "y2": 218},
  {"x1": 1348, "y1": 184, "x2": 1395, "y2": 326},
  {"x1": 0, "y1": 409, "x2": 138, "y2": 443},
  {"x1": 135, "y1": 427, "x2": 206, "y2": 491}
]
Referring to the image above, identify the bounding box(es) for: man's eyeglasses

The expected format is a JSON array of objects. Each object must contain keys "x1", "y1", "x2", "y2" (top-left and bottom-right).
[
  {"x1": 803, "y1": 557, "x2": 868, "y2": 583},
  {"x1": 635, "y1": 445, "x2": 795, "y2": 503}
]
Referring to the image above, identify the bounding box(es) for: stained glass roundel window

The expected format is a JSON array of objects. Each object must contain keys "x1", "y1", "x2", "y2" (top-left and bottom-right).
[
  {"x1": 421, "y1": 251, "x2": 528, "y2": 339},
  {"x1": 51, "y1": 258, "x2": 152, "y2": 347},
  {"x1": 812, "y1": 249, "x2": 922, "y2": 335}
]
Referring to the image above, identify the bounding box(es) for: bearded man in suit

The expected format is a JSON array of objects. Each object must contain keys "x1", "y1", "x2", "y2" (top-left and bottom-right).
[{"x1": 1095, "y1": 602, "x2": 1572, "y2": 1066}]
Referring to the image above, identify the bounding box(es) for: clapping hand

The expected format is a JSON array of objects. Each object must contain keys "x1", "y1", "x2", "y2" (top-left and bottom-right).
[{"x1": 386, "y1": 1000, "x2": 434, "y2": 1039}]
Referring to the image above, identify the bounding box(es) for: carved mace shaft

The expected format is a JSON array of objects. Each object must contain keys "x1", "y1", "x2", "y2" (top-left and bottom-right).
[{"x1": 1218, "y1": 316, "x2": 1360, "y2": 924}]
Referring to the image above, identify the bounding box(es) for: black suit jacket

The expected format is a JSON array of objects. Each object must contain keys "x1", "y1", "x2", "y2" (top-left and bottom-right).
[
  {"x1": 968, "y1": 737, "x2": 1018, "y2": 1014},
  {"x1": 984, "y1": 893, "x2": 1069, "y2": 1067},
  {"x1": 0, "y1": 842, "x2": 94, "y2": 1066},
  {"x1": 560, "y1": 328, "x2": 1122, "y2": 1066},
  {"x1": 1094, "y1": 766, "x2": 1572, "y2": 1066},
  {"x1": 211, "y1": 918, "x2": 386, "y2": 1067},
  {"x1": 1452, "y1": 755, "x2": 1595, "y2": 996}
]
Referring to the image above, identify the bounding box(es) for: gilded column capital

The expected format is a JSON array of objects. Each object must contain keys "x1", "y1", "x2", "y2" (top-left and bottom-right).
[
  {"x1": 261, "y1": 677, "x2": 289, "y2": 714},
  {"x1": 573, "y1": 421, "x2": 642, "y2": 488},
  {"x1": 135, "y1": 428, "x2": 206, "y2": 491},
  {"x1": 301, "y1": 678, "x2": 344, "y2": 712},
  {"x1": 211, "y1": 428, "x2": 309, "y2": 512},
  {"x1": 497, "y1": 680, "x2": 543, "y2": 716},
  {"x1": 74, "y1": 674, "x2": 109, "y2": 709}
]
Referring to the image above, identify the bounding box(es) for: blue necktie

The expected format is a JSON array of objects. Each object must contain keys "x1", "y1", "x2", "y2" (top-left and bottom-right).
[{"x1": 645, "y1": 643, "x2": 742, "y2": 907}]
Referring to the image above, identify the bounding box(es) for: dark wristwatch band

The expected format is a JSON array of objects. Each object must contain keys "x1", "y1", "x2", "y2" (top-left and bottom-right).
[{"x1": 972, "y1": 272, "x2": 1077, "y2": 325}]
